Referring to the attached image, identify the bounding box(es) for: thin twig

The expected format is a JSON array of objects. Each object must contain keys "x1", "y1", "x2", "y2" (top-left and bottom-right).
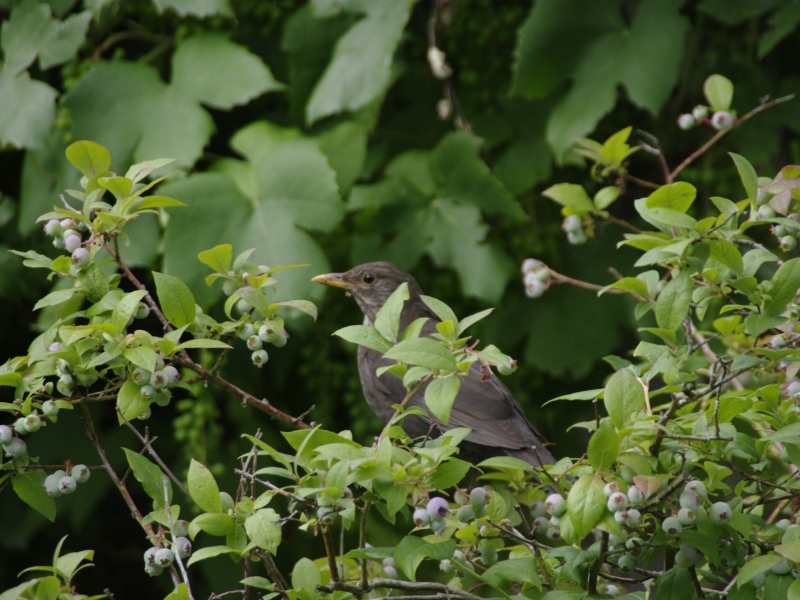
[
  {"x1": 318, "y1": 579, "x2": 482, "y2": 600},
  {"x1": 548, "y1": 268, "x2": 647, "y2": 301},
  {"x1": 164, "y1": 476, "x2": 195, "y2": 600}
]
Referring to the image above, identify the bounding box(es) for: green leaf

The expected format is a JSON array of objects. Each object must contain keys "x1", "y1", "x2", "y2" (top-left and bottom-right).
[
  {"x1": 426, "y1": 458, "x2": 471, "y2": 489},
  {"x1": 764, "y1": 258, "x2": 800, "y2": 315},
  {"x1": 174, "y1": 339, "x2": 232, "y2": 351},
  {"x1": 188, "y1": 459, "x2": 222, "y2": 513},
  {"x1": 424, "y1": 376, "x2": 461, "y2": 424},
  {"x1": 655, "y1": 567, "x2": 695, "y2": 600},
  {"x1": 291, "y1": 558, "x2": 321, "y2": 593},
  {"x1": 33, "y1": 289, "x2": 75, "y2": 310},
  {"x1": 707, "y1": 240, "x2": 743, "y2": 274},
  {"x1": 587, "y1": 421, "x2": 619, "y2": 471},
  {"x1": 117, "y1": 379, "x2": 149, "y2": 420},
  {"x1": 738, "y1": 554, "x2": 784, "y2": 586},
  {"x1": 744, "y1": 313, "x2": 787, "y2": 337},
  {"x1": 12, "y1": 471, "x2": 55, "y2": 522},
  {"x1": 704, "y1": 74, "x2": 734, "y2": 110},
  {"x1": 384, "y1": 338, "x2": 458, "y2": 372},
  {"x1": 393, "y1": 536, "x2": 455, "y2": 581},
  {"x1": 282, "y1": 428, "x2": 360, "y2": 454},
  {"x1": 594, "y1": 186, "x2": 620, "y2": 210},
  {"x1": 655, "y1": 272, "x2": 691, "y2": 332},
  {"x1": 171, "y1": 33, "x2": 284, "y2": 110},
  {"x1": 646, "y1": 182, "x2": 696, "y2": 213},
  {"x1": 65, "y1": 141, "x2": 112, "y2": 178},
  {"x1": 420, "y1": 295, "x2": 458, "y2": 325},
  {"x1": 125, "y1": 158, "x2": 179, "y2": 183},
  {"x1": 729, "y1": 153, "x2": 758, "y2": 203},
  {"x1": 483, "y1": 556, "x2": 541, "y2": 589},
  {"x1": 0, "y1": 373, "x2": 23, "y2": 387},
  {"x1": 604, "y1": 369, "x2": 645, "y2": 428},
  {"x1": 375, "y1": 282, "x2": 409, "y2": 343},
  {"x1": 123, "y1": 346, "x2": 157, "y2": 373},
  {"x1": 163, "y1": 583, "x2": 191, "y2": 600},
  {"x1": 541, "y1": 183, "x2": 595, "y2": 213},
  {"x1": 234, "y1": 286, "x2": 272, "y2": 318},
  {"x1": 190, "y1": 513, "x2": 236, "y2": 537},
  {"x1": 599, "y1": 277, "x2": 649, "y2": 299},
  {"x1": 679, "y1": 530, "x2": 720, "y2": 565},
  {"x1": 457, "y1": 308, "x2": 493, "y2": 335},
  {"x1": 111, "y1": 290, "x2": 148, "y2": 335},
  {"x1": 333, "y1": 325, "x2": 392, "y2": 353},
  {"x1": 566, "y1": 473, "x2": 605, "y2": 539},
  {"x1": 245, "y1": 508, "x2": 281, "y2": 554},
  {"x1": 477, "y1": 456, "x2": 534, "y2": 471},
  {"x1": 198, "y1": 244, "x2": 233, "y2": 275},
  {"x1": 137, "y1": 195, "x2": 186, "y2": 210},
  {"x1": 274, "y1": 300, "x2": 317, "y2": 321},
  {"x1": 0, "y1": 69, "x2": 57, "y2": 149},
  {"x1": 123, "y1": 449, "x2": 172, "y2": 509},
  {"x1": 153, "y1": 272, "x2": 196, "y2": 328},
  {"x1": 791, "y1": 578, "x2": 800, "y2": 600},
  {"x1": 185, "y1": 545, "x2": 239, "y2": 567},
  {"x1": 306, "y1": 0, "x2": 417, "y2": 124}
]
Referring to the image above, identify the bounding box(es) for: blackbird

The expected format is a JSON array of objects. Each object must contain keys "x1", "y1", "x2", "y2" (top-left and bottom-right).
[{"x1": 312, "y1": 262, "x2": 556, "y2": 468}]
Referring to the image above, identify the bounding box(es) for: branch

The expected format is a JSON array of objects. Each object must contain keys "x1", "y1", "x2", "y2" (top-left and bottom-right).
[
  {"x1": 669, "y1": 94, "x2": 795, "y2": 181},
  {"x1": 318, "y1": 579, "x2": 482, "y2": 600},
  {"x1": 548, "y1": 268, "x2": 647, "y2": 302},
  {"x1": 164, "y1": 477, "x2": 195, "y2": 600}
]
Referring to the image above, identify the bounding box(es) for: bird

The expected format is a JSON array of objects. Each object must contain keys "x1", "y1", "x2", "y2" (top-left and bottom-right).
[{"x1": 312, "y1": 261, "x2": 556, "y2": 469}]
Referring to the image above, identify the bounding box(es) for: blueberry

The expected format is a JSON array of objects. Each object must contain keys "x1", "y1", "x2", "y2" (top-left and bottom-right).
[
  {"x1": 440, "y1": 559, "x2": 454, "y2": 574},
  {"x1": 59, "y1": 476, "x2": 77, "y2": 494},
  {"x1": 681, "y1": 543, "x2": 702, "y2": 564},
  {"x1": 222, "y1": 280, "x2": 240, "y2": 296},
  {"x1": 259, "y1": 322, "x2": 280, "y2": 343},
  {"x1": 59, "y1": 372, "x2": 74, "y2": 386},
  {"x1": 711, "y1": 111, "x2": 733, "y2": 130},
  {"x1": 752, "y1": 572, "x2": 766, "y2": 588},
  {"x1": 247, "y1": 335, "x2": 263, "y2": 351},
  {"x1": 677, "y1": 114, "x2": 695, "y2": 130},
  {"x1": 251, "y1": 349, "x2": 269, "y2": 366},
  {"x1": 154, "y1": 390, "x2": 171, "y2": 407},
  {"x1": 479, "y1": 545, "x2": 498, "y2": 566},
  {"x1": 781, "y1": 236, "x2": 797, "y2": 250},
  {"x1": 684, "y1": 481, "x2": 707, "y2": 499},
  {"x1": 456, "y1": 505, "x2": 476, "y2": 523},
  {"x1": 14, "y1": 417, "x2": 28, "y2": 435},
  {"x1": 383, "y1": 565, "x2": 398, "y2": 579},
  {"x1": 758, "y1": 205, "x2": 776, "y2": 220},
  {"x1": 137, "y1": 406, "x2": 152, "y2": 421},
  {"x1": 135, "y1": 303, "x2": 150, "y2": 319},
  {"x1": 71, "y1": 248, "x2": 91, "y2": 270},
  {"x1": 238, "y1": 323, "x2": 256, "y2": 341},
  {"x1": 625, "y1": 537, "x2": 645, "y2": 558},
  {"x1": 3, "y1": 438, "x2": 28, "y2": 456},
  {"x1": 772, "y1": 560, "x2": 792, "y2": 575},
  {"x1": 662, "y1": 516, "x2": 683, "y2": 535},
  {"x1": 140, "y1": 385, "x2": 157, "y2": 400},
  {"x1": 430, "y1": 517, "x2": 447, "y2": 533},
  {"x1": 60, "y1": 218, "x2": 75, "y2": 231},
  {"x1": 710, "y1": 502, "x2": 731, "y2": 523},
  {"x1": 131, "y1": 368, "x2": 150, "y2": 386},
  {"x1": 624, "y1": 508, "x2": 641, "y2": 526},
  {"x1": 163, "y1": 366, "x2": 180, "y2": 387},
  {"x1": 150, "y1": 371, "x2": 169, "y2": 390},
  {"x1": 174, "y1": 537, "x2": 192, "y2": 559},
  {"x1": 545, "y1": 494, "x2": 566, "y2": 517},
  {"x1": 155, "y1": 548, "x2": 175, "y2": 568},
  {"x1": 521, "y1": 259, "x2": 545, "y2": 274},
  {"x1": 44, "y1": 474, "x2": 62, "y2": 497},
  {"x1": 675, "y1": 550, "x2": 692, "y2": 568},
  {"x1": 144, "y1": 563, "x2": 163, "y2": 577},
  {"x1": 272, "y1": 331, "x2": 288, "y2": 348},
  {"x1": 618, "y1": 555, "x2": 636, "y2": 573},
  {"x1": 174, "y1": 520, "x2": 190, "y2": 537},
  {"x1": 692, "y1": 105, "x2": 709, "y2": 120},
  {"x1": 0, "y1": 425, "x2": 12, "y2": 445},
  {"x1": 532, "y1": 516, "x2": 549, "y2": 533},
  {"x1": 627, "y1": 486, "x2": 643, "y2": 505},
  {"x1": 678, "y1": 507, "x2": 696, "y2": 526},
  {"x1": 426, "y1": 497, "x2": 449, "y2": 518},
  {"x1": 72, "y1": 464, "x2": 90, "y2": 483},
  {"x1": 603, "y1": 481, "x2": 619, "y2": 498},
  {"x1": 679, "y1": 491, "x2": 700, "y2": 510},
  {"x1": 382, "y1": 557, "x2": 395, "y2": 568},
  {"x1": 236, "y1": 299, "x2": 251, "y2": 314},
  {"x1": 567, "y1": 230, "x2": 587, "y2": 245},
  {"x1": 220, "y1": 492, "x2": 234, "y2": 513},
  {"x1": 44, "y1": 219, "x2": 62, "y2": 236},
  {"x1": 524, "y1": 276, "x2": 546, "y2": 299},
  {"x1": 601, "y1": 584, "x2": 620, "y2": 597},
  {"x1": 531, "y1": 501, "x2": 547, "y2": 517},
  {"x1": 469, "y1": 487, "x2": 488, "y2": 509},
  {"x1": 562, "y1": 215, "x2": 582, "y2": 233},
  {"x1": 607, "y1": 492, "x2": 627, "y2": 512},
  {"x1": 776, "y1": 519, "x2": 792, "y2": 530}
]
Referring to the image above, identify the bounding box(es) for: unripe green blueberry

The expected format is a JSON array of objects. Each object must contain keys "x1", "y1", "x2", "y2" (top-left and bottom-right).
[
  {"x1": 627, "y1": 486, "x2": 643, "y2": 505},
  {"x1": 145, "y1": 563, "x2": 163, "y2": 577},
  {"x1": 52, "y1": 237, "x2": 64, "y2": 249},
  {"x1": 607, "y1": 492, "x2": 627, "y2": 512},
  {"x1": 625, "y1": 537, "x2": 645, "y2": 558},
  {"x1": 601, "y1": 584, "x2": 620, "y2": 597},
  {"x1": 44, "y1": 474, "x2": 62, "y2": 497},
  {"x1": 71, "y1": 464, "x2": 90, "y2": 483},
  {"x1": 719, "y1": 551, "x2": 736, "y2": 569},
  {"x1": 144, "y1": 547, "x2": 158, "y2": 565},
  {"x1": 174, "y1": 537, "x2": 192, "y2": 559},
  {"x1": 469, "y1": 487, "x2": 488, "y2": 509},
  {"x1": 603, "y1": 481, "x2": 620, "y2": 497},
  {"x1": 137, "y1": 407, "x2": 152, "y2": 421},
  {"x1": 549, "y1": 515, "x2": 560, "y2": 528},
  {"x1": 531, "y1": 501, "x2": 547, "y2": 517},
  {"x1": 710, "y1": 502, "x2": 731, "y2": 523},
  {"x1": 440, "y1": 559, "x2": 454, "y2": 574},
  {"x1": 134, "y1": 302, "x2": 150, "y2": 319},
  {"x1": 413, "y1": 508, "x2": 431, "y2": 527},
  {"x1": 247, "y1": 335, "x2": 263, "y2": 351},
  {"x1": 150, "y1": 371, "x2": 169, "y2": 390},
  {"x1": 220, "y1": 492, "x2": 234, "y2": 513},
  {"x1": 456, "y1": 505, "x2": 476, "y2": 523},
  {"x1": 758, "y1": 205, "x2": 776, "y2": 220},
  {"x1": 562, "y1": 215, "x2": 582, "y2": 233},
  {"x1": 679, "y1": 491, "x2": 700, "y2": 510},
  {"x1": 567, "y1": 230, "x2": 587, "y2": 245},
  {"x1": 681, "y1": 543, "x2": 702, "y2": 565},
  {"x1": 162, "y1": 366, "x2": 180, "y2": 387},
  {"x1": 774, "y1": 224, "x2": 789, "y2": 237},
  {"x1": 675, "y1": 550, "x2": 692, "y2": 568},
  {"x1": 155, "y1": 548, "x2": 175, "y2": 567},
  {"x1": 678, "y1": 507, "x2": 696, "y2": 526},
  {"x1": 772, "y1": 560, "x2": 792, "y2": 575},
  {"x1": 430, "y1": 517, "x2": 447, "y2": 533},
  {"x1": 131, "y1": 368, "x2": 150, "y2": 386},
  {"x1": 532, "y1": 516, "x2": 549, "y2": 533},
  {"x1": 684, "y1": 481, "x2": 707, "y2": 499},
  {"x1": 524, "y1": 276, "x2": 546, "y2": 298},
  {"x1": 662, "y1": 516, "x2": 683, "y2": 536},
  {"x1": 623, "y1": 508, "x2": 641, "y2": 526},
  {"x1": 3, "y1": 437, "x2": 27, "y2": 457},
  {"x1": 259, "y1": 321, "x2": 281, "y2": 343},
  {"x1": 272, "y1": 331, "x2": 288, "y2": 348},
  {"x1": 752, "y1": 572, "x2": 766, "y2": 588},
  {"x1": 154, "y1": 390, "x2": 171, "y2": 407},
  {"x1": 14, "y1": 417, "x2": 28, "y2": 435},
  {"x1": 776, "y1": 519, "x2": 792, "y2": 530},
  {"x1": 608, "y1": 534, "x2": 625, "y2": 548},
  {"x1": 427, "y1": 497, "x2": 449, "y2": 518},
  {"x1": 174, "y1": 520, "x2": 190, "y2": 537},
  {"x1": 0, "y1": 424, "x2": 12, "y2": 445},
  {"x1": 781, "y1": 236, "x2": 797, "y2": 250},
  {"x1": 497, "y1": 360, "x2": 515, "y2": 375},
  {"x1": 711, "y1": 111, "x2": 733, "y2": 130},
  {"x1": 619, "y1": 465, "x2": 635, "y2": 484},
  {"x1": 238, "y1": 323, "x2": 256, "y2": 340},
  {"x1": 618, "y1": 555, "x2": 636, "y2": 573},
  {"x1": 545, "y1": 494, "x2": 566, "y2": 516},
  {"x1": 44, "y1": 219, "x2": 62, "y2": 236},
  {"x1": 58, "y1": 476, "x2": 77, "y2": 494},
  {"x1": 24, "y1": 413, "x2": 41, "y2": 433},
  {"x1": 382, "y1": 557, "x2": 395, "y2": 568},
  {"x1": 383, "y1": 565, "x2": 398, "y2": 579},
  {"x1": 521, "y1": 258, "x2": 545, "y2": 274},
  {"x1": 222, "y1": 280, "x2": 240, "y2": 296},
  {"x1": 71, "y1": 248, "x2": 91, "y2": 270},
  {"x1": 140, "y1": 385, "x2": 157, "y2": 400},
  {"x1": 677, "y1": 114, "x2": 695, "y2": 130},
  {"x1": 236, "y1": 298, "x2": 251, "y2": 314},
  {"x1": 479, "y1": 545, "x2": 498, "y2": 566},
  {"x1": 64, "y1": 234, "x2": 82, "y2": 253},
  {"x1": 693, "y1": 105, "x2": 709, "y2": 120},
  {"x1": 251, "y1": 349, "x2": 269, "y2": 366},
  {"x1": 60, "y1": 218, "x2": 75, "y2": 231}
]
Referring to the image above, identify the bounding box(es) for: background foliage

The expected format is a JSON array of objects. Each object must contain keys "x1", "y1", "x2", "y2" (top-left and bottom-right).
[{"x1": 1, "y1": 0, "x2": 799, "y2": 596}]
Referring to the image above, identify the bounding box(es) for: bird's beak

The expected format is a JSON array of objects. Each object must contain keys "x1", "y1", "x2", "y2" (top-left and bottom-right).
[{"x1": 311, "y1": 273, "x2": 355, "y2": 290}]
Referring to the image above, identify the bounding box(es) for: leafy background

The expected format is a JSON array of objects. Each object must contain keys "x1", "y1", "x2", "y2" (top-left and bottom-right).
[{"x1": 0, "y1": 0, "x2": 799, "y2": 595}]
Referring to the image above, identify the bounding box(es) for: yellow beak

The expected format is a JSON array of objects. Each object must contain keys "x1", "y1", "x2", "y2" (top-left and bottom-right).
[{"x1": 311, "y1": 273, "x2": 355, "y2": 290}]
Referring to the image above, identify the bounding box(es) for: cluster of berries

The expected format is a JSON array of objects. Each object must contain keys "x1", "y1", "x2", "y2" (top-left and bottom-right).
[
  {"x1": 561, "y1": 214, "x2": 587, "y2": 245},
  {"x1": 43, "y1": 464, "x2": 91, "y2": 497},
  {"x1": 677, "y1": 105, "x2": 733, "y2": 131},
  {"x1": 43, "y1": 218, "x2": 92, "y2": 271},
  {"x1": 143, "y1": 519, "x2": 192, "y2": 577},
  {"x1": 130, "y1": 358, "x2": 181, "y2": 419},
  {"x1": 238, "y1": 319, "x2": 287, "y2": 367},
  {"x1": 49, "y1": 342, "x2": 100, "y2": 397},
  {"x1": 755, "y1": 195, "x2": 800, "y2": 251},
  {"x1": 521, "y1": 259, "x2": 550, "y2": 299},
  {"x1": 1, "y1": 397, "x2": 64, "y2": 457}
]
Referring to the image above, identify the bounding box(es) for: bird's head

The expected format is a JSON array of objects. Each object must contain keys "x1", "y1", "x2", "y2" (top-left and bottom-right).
[{"x1": 312, "y1": 262, "x2": 422, "y2": 323}]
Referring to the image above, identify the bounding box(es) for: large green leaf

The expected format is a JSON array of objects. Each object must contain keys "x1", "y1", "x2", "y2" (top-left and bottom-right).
[
  {"x1": 604, "y1": 368, "x2": 645, "y2": 428},
  {"x1": 764, "y1": 258, "x2": 800, "y2": 315},
  {"x1": 655, "y1": 272, "x2": 692, "y2": 332},
  {"x1": 393, "y1": 536, "x2": 455, "y2": 581},
  {"x1": 188, "y1": 459, "x2": 222, "y2": 513},
  {"x1": 566, "y1": 473, "x2": 605, "y2": 538},
  {"x1": 245, "y1": 508, "x2": 282, "y2": 554},
  {"x1": 12, "y1": 471, "x2": 55, "y2": 522},
  {"x1": 0, "y1": 70, "x2": 57, "y2": 149},
  {"x1": 123, "y1": 449, "x2": 173, "y2": 509},
  {"x1": 306, "y1": 0, "x2": 417, "y2": 124}
]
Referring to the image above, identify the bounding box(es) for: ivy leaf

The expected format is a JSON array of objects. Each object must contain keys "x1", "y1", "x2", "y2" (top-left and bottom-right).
[
  {"x1": 306, "y1": 0, "x2": 417, "y2": 124},
  {"x1": 566, "y1": 472, "x2": 605, "y2": 539}
]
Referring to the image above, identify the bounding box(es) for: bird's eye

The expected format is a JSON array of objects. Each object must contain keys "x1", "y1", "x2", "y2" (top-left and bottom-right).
[{"x1": 362, "y1": 273, "x2": 375, "y2": 284}]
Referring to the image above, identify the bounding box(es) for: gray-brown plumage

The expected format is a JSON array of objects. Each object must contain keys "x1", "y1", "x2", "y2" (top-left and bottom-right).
[{"x1": 312, "y1": 262, "x2": 556, "y2": 468}]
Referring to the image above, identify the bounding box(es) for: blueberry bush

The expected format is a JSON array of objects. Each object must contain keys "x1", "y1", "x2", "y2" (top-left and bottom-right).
[{"x1": 2, "y1": 0, "x2": 800, "y2": 599}]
